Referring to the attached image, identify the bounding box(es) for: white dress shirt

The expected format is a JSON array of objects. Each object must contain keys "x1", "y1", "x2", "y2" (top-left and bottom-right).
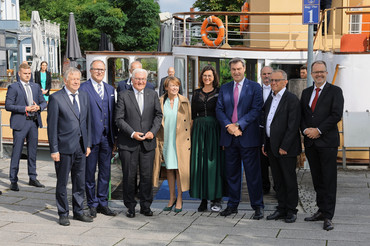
[
  {"x1": 309, "y1": 81, "x2": 326, "y2": 107},
  {"x1": 64, "y1": 87, "x2": 80, "y2": 111},
  {"x1": 266, "y1": 87, "x2": 286, "y2": 138},
  {"x1": 263, "y1": 84, "x2": 271, "y2": 103}
]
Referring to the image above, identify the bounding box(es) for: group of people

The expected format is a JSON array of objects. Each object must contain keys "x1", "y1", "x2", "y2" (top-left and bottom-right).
[{"x1": 5, "y1": 57, "x2": 344, "y2": 232}]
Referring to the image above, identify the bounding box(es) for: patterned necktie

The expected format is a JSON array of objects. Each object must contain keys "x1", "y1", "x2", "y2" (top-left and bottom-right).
[
  {"x1": 137, "y1": 91, "x2": 143, "y2": 114},
  {"x1": 97, "y1": 83, "x2": 103, "y2": 100},
  {"x1": 232, "y1": 83, "x2": 240, "y2": 123},
  {"x1": 311, "y1": 88, "x2": 321, "y2": 112},
  {"x1": 24, "y1": 83, "x2": 33, "y2": 106},
  {"x1": 71, "y1": 94, "x2": 80, "y2": 118}
]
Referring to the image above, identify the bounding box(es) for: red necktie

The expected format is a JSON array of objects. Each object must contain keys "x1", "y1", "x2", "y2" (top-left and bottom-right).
[
  {"x1": 232, "y1": 83, "x2": 240, "y2": 123},
  {"x1": 311, "y1": 88, "x2": 321, "y2": 112}
]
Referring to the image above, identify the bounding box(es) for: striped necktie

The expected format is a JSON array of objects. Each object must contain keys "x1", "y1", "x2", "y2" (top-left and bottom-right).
[{"x1": 97, "y1": 83, "x2": 103, "y2": 100}]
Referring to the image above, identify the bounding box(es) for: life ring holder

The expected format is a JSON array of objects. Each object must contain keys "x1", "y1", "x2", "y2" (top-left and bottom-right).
[{"x1": 201, "y1": 16, "x2": 225, "y2": 47}]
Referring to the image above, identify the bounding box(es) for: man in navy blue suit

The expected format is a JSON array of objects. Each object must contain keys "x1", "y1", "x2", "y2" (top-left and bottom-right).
[
  {"x1": 216, "y1": 57, "x2": 264, "y2": 219},
  {"x1": 5, "y1": 62, "x2": 47, "y2": 191},
  {"x1": 47, "y1": 67, "x2": 92, "y2": 226},
  {"x1": 117, "y1": 61, "x2": 154, "y2": 93},
  {"x1": 79, "y1": 60, "x2": 117, "y2": 217}
]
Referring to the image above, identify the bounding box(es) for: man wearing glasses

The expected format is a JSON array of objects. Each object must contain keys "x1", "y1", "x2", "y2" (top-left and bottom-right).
[
  {"x1": 79, "y1": 60, "x2": 117, "y2": 217},
  {"x1": 262, "y1": 69, "x2": 301, "y2": 223},
  {"x1": 300, "y1": 60, "x2": 344, "y2": 231}
]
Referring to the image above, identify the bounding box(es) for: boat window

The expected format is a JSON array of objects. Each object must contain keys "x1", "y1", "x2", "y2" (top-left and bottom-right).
[{"x1": 136, "y1": 57, "x2": 158, "y2": 88}]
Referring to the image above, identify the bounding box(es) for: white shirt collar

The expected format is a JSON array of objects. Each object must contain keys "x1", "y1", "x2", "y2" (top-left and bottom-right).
[
  {"x1": 64, "y1": 86, "x2": 79, "y2": 96},
  {"x1": 272, "y1": 87, "x2": 286, "y2": 98},
  {"x1": 21, "y1": 80, "x2": 29, "y2": 86},
  {"x1": 234, "y1": 78, "x2": 245, "y2": 87},
  {"x1": 132, "y1": 87, "x2": 143, "y2": 95},
  {"x1": 314, "y1": 81, "x2": 326, "y2": 90}
]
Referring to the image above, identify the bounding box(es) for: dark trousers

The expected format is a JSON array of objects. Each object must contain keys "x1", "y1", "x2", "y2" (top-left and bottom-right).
[
  {"x1": 224, "y1": 137, "x2": 264, "y2": 210},
  {"x1": 119, "y1": 145, "x2": 154, "y2": 211},
  {"x1": 267, "y1": 148, "x2": 298, "y2": 214},
  {"x1": 9, "y1": 120, "x2": 38, "y2": 183},
  {"x1": 260, "y1": 148, "x2": 271, "y2": 191},
  {"x1": 55, "y1": 145, "x2": 86, "y2": 217},
  {"x1": 85, "y1": 134, "x2": 112, "y2": 208},
  {"x1": 305, "y1": 144, "x2": 338, "y2": 220}
]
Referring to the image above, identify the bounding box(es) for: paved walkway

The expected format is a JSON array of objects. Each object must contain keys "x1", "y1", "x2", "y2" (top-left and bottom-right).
[{"x1": 0, "y1": 156, "x2": 369, "y2": 246}]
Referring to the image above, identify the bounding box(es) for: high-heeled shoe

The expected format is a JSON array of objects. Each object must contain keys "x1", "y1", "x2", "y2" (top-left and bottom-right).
[
  {"x1": 163, "y1": 199, "x2": 177, "y2": 211},
  {"x1": 174, "y1": 202, "x2": 183, "y2": 213}
]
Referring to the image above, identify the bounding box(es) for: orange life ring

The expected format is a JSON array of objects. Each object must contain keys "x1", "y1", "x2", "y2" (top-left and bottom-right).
[
  {"x1": 240, "y1": 2, "x2": 249, "y2": 32},
  {"x1": 206, "y1": 25, "x2": 219, "y2": 35},
  {"x1": 201, "y1": 16, "x2": 225, "y2": 47}
]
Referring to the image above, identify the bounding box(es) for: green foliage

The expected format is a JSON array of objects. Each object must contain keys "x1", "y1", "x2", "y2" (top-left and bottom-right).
[{"x1": 193, "y1": 0, "x2": 245, "y2": 23}]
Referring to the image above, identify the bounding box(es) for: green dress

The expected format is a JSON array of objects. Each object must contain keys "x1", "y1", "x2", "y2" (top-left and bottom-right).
[
  {"x1": 40, "y1": 72, "x2": 49, "y2": 101},
  {"x1": 163, "y1": 97, "x2": 179, "y2": 169},
  {"x1": 189, "y1": 88, "x2": 225, "y2": 200}
]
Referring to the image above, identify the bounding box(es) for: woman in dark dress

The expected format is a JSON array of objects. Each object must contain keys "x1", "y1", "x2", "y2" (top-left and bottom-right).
[
  {"x1": 34, "y1": 61, "x2": 51, "y2": 101},
  {"x1": 190, "y1": 65, "x2": 224, "y2": 212}
]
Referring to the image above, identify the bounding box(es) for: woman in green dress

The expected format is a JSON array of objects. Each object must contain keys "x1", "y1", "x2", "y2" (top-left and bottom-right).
[
  {"x1": 34, "y1": 61, "x2": 51, "y2": 101},
  {"x1": 190, "y1": 65, "x2": 225, "y2": 212},
  {"x1": 153, "y1": 76, "x2": 191, "y2": 212}
]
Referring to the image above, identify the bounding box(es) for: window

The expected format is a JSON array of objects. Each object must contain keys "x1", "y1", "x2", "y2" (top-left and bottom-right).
[{"x1": 349, "y1": 8, "x2": 362, "y2": 34}]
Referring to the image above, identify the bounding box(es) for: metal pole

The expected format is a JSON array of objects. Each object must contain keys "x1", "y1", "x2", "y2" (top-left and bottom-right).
[
  {"x1": 0, "y1": 109, "x2": 3, "y2": 159},
  {"x1": 307, "y1": 24, "x2": 314, "y2": 87}
]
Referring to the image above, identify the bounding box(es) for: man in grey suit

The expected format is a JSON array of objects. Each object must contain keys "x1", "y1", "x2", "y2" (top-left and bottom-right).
[
  {"x1": 159, "y1": 67, "x2": 183, "y2": 96},
  {"x1": 47, "y1": 67, "x2": 92, "y2": 226},
  {"x1": 115, "y1": 68, "x2": 162, "y2": 218}
]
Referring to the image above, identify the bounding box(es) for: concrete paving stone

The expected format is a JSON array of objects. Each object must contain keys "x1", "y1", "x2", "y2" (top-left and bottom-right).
[
  {"x1": 327, "y1": 240, "x2": 370, "y2": 246},
  {"x1": 0, "y1": 230, "x2": 32, "y2": 242},
  {"x1": 0, "y1": 211, "x2": 57, "y2": 224},
  {"x1": 192, "y1": 215, "x2": 241, "y2": 227},
  {"x1": 278, "y1": 228, "x2": 370, "y2": 242},
  {"x1": 222, "y1": 235, "x2": 326, "y2": 246},
  {"x1": 0, "y1": 195, "x2": 26, "y2": 204},
  {"x1": 1, "y1": 222, "x2": 91, "y2": 235},
  {"x1": 235, "y1": 219, "x2": 321, "y2": 231},
  {"x1": 173, "y1": 229, "x2": 227, "y2": 244},
  {"x1": 139, "y1": 221, "x2": 192, "y2": 232},
  {"x1": 0, "y1": 204, "x2": 45, "y2": 214},
  {"x1": 334, "y1": 215, "x2": 370, "y2": 225},
  {"x1": 1, "y1": 191, "x2": 55, "y2": 201},
  {"x1": 169, "y1": 242, "x2": 221, "y2": 246},
  {"x1": 15, "y1": 198, "x2": 55, "y2": 208},
  {"x1": 115, "y1": 238, "x2": 168, "y2": 246}
]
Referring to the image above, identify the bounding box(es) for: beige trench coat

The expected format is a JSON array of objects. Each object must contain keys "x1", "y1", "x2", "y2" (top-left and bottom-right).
[{"x1": 153, "y1": 94, "x2": 192, "y2": 192}]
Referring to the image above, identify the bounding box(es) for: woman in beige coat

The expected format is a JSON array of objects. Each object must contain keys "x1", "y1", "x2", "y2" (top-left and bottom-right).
[{"x1": 153, "y1": 76, "x2": 191, "y2": 212}]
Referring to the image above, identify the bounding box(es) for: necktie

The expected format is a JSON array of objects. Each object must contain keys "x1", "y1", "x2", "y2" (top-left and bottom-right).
[
  {"x1": 232, "y1": 83, "x2": 240, "y2": 123},
  {"x1": 24, "y1": 83, "x2": 33, "y2": 106},
  {"x1": 71, "y1": 94, "x2": 80, "y2": 118},
  {"x1": 97, "y1": 83, "x2": 103, "y2": 100},
  {"x1": 311, "y1": 88, "x2": 321, "y2": 112},
  {"x1": 137, "y1": 91, "x2": 143, "y2": 114}
]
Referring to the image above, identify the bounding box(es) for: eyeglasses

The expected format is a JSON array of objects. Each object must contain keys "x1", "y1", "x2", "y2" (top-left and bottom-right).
[
  {"x1": 270, "y1": 79, "x2": 285, "y2": 83},
  {"x1": 312, "y1": 71, "x2": 327, "y2": 74},
  {"x1": 91, "y1": 68, "x2": 106, "y2": 73}
]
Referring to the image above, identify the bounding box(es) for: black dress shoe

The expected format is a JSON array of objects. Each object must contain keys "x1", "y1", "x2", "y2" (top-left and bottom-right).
[
  {"x1": 285, "y1": 213, "x2": 297, "y2": 223},
  {"x1": 304, "y1": 211, "x2": 324, "y2": 221},
  {"x1": 29, "y1": 179, "x2": 45, "y2": 188},
  {"x1": 126, "y1": 209, "x2": 135, "y2": 218},
  {"x1": 89, "y1": 207, "x2": 97, "y2": 218},
  {"x1": 198, "y1": 199, "x2": 208, "y2": 212},
  {"x1": 323, "y1": 218, "x2": 334, "y2": 231},
  {"x1": 266, "y1": 210, "x2": 286, "y2": 220},
  {"x1": 220, "y1": 206, "x2": 238, "y2": 217},
  {"x1": 97, "y1": 206, "x2": 117, "y2": 216},
  {"x1": 73, "y1": 213, "x2": 93, "y2": 222},
  {"x1": 59, "y1": 216, "x2": 70, "y2": 226},
  {"x1": 252, "y1": 207, "x2": 264, "y2": 220},
  {"x1": 140, "y1": 208, "x2": 153, "y2": 216},
  {"x1": 10, "y1": 182, "x2": 19, "y2": 191}
]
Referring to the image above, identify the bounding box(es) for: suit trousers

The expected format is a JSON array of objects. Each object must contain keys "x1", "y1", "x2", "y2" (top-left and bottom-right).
[
  {"x1": 85, "y1": 134, "x2": 112, "y2": 208},
  {"x1": 267, "y1": 148, "x2": 298, "y2": 214},
  {"x1": 55, "y1": 144, "x2": 86, "y2": 217},
  {"x1": 305, "y1": 144, "x2": 338, "y2": 220},
  {"x1": 9, "y1": 120, "x2": 38, "y2": 183},
  {"x1": 119, "y1": 144, "x2": 155, "y2": 211},
  {"x1": 224, "y1": 137, "x2": 264, "y2": 210}
]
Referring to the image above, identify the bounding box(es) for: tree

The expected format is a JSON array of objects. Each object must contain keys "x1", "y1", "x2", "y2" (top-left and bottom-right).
[{"x1": 193, "y1": 0, "x2": 244, "y2": 23}]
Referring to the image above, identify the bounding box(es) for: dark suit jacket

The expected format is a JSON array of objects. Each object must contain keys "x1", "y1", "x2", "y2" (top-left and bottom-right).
[
  {"x1": 263, "y1": 89, "x2": 301, "y2": 157},
  {"x1": 300, "y1": 82, "x2": 344, "y2": 148},
  {"x1": 115, "y1": 87, "x2": 162, "y2": 152},
  {"x1": 117, "y1": 78, "x2": 155, "y2": 93},
  {"x1": 79, "y1": 79, "x2": 116, "y2": 145},
  {"x1": 159, "y1": 76, "x2": 183, "y2": 96},
  {"x1": 216, "y1": 78, "x2": 263, "y2": 148},
  {"x1": 5, "y1": 81, "x2": 47, "y2": 130},
  {"x1": 34, "y1": 71, "x2": 52, "y2": 96},
  {"x1": 47, "y1": 88, "x2": 91, "y2": 154}
]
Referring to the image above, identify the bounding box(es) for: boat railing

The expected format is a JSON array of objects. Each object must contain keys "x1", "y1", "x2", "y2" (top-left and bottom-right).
[{"x1": 173, "y1": 7, "x2": 370, "y2": 52}]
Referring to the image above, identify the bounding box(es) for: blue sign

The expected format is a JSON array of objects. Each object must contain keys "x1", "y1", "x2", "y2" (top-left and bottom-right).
[{"x1": 303, "y1": 0, "x2": 320, "y2": 24}]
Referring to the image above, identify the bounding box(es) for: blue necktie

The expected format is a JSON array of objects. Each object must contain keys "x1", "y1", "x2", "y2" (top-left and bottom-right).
[{"x1": 71, "y1": 94, "x2": 80, "y2": 118}]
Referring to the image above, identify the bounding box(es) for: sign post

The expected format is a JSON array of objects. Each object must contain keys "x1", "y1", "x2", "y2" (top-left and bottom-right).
[{"x1": 303, "y1": 0, "x2": 320, "y2": 87}]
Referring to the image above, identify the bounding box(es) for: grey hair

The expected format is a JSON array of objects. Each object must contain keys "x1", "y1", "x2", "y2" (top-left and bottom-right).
[
  {"x1": 311, "y1": 60, "x2": 327, "y2": 71},
  {"x1": 261, "y1": 66, "x2": 273, "y2": 74},
  {"x1": 132, "y1": 68, "x2": 148, "y2": 79},
  {"x1": 272, "y1": 69, "x2": 287, "y2": 80},
  {"x1": 64, "y1": 67, "x2": 81, "y2": 81},
  {"x1": 90, "y1": 59, "x2": 105, "y2": 69},
  {"x1": 228, "y1": 57, "x2": 246, "y2": 68}
]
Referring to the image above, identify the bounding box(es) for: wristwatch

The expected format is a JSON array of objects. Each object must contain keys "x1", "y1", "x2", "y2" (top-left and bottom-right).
[{"x1": 235, "y1": 122, "x2": 240, "y2": 129}]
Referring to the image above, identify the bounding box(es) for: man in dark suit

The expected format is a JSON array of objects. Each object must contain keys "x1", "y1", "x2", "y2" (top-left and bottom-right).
[
  {"x1": 260, "y1": 66, "x2": 273, "y2": 194},
  {"x1": 115, "y1": 68, "x2": 162, "y2": 218},
  {"x1": 216, "y1": 57, "x2": 264, "y2": 219},
  {"x1": 5, "y1": 62, "x2": 47, "y2": 191},
  {"x1": 301, "y1": 60, "x2": 344, "y2": 231},
  {"x1": 159, "y1": 66, "x2": 183, "y2": 96},
  {"x1": 47, "y1": 67, "x2": 93, "y2": 226},
  {"x1": 262, "y1": 69, "x2": 301, "y2": 223},
  {"x1": 117, "y1": 61, "x2": 154, "y2": 93},
  {"x1": 79, "y1": 60, "x2": 117, "y2": 218}
]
